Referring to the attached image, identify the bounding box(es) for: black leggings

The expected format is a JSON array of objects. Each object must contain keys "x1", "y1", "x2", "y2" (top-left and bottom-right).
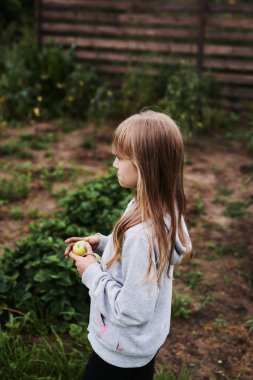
[{"x1": 81, "y1": 350, "x2": 156, "y2": 380}]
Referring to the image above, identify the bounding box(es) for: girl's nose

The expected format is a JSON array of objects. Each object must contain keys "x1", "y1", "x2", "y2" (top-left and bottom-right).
[{"x1": 113, "y1": 158, "x2": 118, "y2": 168}]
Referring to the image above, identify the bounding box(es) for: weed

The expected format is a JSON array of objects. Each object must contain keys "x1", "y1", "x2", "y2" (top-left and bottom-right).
[
  {"x1": 191, "y1": 195, "x2": 206, "y2": 216},
  {"x1": 223, "y1": 275, "x2": 232, "y2": 285},
  {"x1": 81, "y1": 138, "x2": 96, "y2": 150},
  {"x1": 0, "y1": 174, "x2": 30, "y2": 201},
  {"x1": 184, "y1": 271, "x2": 203, "y2": 289},
  {"x1": 172, "y1": 290, "x2": 192, "y2": 319},
  {"x1": 245, "y1": 317, "x2": 253, "y2": 333},
  {"x1": 223, "y1": 201, "x2": 251, "y2": 218},
  {"x1": 0, "y1": 140, "x2": 22, "y2": 156},
  {"x1": 213, "y1": 317, "x2": 228, "y2": 328},
  {"x1": 28, "y1": 208, "x2": 42, "y2": 219},
  {"x1": 154, "y1": 365, "x2": 192, "y2": 380},
  {"x1": 0, "y1": 162, "x2": 12, "y2": 171},
  {"x1": 10, "y1": 206, "x2": 24, "y2": 220},
  {"x1": 218, "y1": 187, "x2": 234, "y2": 196},
  {"x1": 200, "y1": 293, "x2": 215, "y2": 309},
  {"x1": 211, "y1": 164, "x2": 221, "y2": 174},
  {"x1": 207, "y1": 242, "x2": 246, "y2": 258}
]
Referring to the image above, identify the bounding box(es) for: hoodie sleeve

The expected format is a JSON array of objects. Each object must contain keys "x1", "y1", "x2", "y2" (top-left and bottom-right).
[
  {"x1": 94, "y1": 233, "x2": 111, "y2": 254},
  {"x1": 82, "y1": 230, "x2": 159, "y2": 327}
]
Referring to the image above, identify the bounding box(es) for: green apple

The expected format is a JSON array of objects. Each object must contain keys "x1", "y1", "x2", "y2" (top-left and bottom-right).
[
  {"x1": 94, "y1": 253, "x2": 101, "y2": 263},
  {"x1": 72, "y1": 241, "x2": 87, "y2": 256}
]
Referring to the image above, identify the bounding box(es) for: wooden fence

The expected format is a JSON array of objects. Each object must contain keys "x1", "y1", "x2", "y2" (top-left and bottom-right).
[{"x1": 37, "y1": 0, "x2": 253, "y2": 108}]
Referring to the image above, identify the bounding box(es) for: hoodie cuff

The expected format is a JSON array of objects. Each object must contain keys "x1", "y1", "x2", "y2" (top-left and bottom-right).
[
  {"x1": 94, "y1": 233, "x2": 108, "y2": 253},
  {"x1": 82, "y1": 262, "x2": 102, "y2": 289}
]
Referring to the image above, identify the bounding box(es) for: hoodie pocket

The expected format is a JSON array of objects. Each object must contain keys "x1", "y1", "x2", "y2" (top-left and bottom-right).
[{"x1": 90, "y1": 307, "x2": 120, "y2": 352}]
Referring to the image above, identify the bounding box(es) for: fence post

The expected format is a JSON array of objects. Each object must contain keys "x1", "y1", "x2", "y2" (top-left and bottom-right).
[
  {"x1": 197, "y1": 0, "x2": 208, "y2": 76},
  {"x1": 36, "y1": 0, "x2": 43, "y2": 51}
]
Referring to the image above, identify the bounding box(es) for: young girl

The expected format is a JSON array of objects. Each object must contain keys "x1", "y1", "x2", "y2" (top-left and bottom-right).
[{"x1": 64, "y1": 110, "x2": 192, "y2": 380}]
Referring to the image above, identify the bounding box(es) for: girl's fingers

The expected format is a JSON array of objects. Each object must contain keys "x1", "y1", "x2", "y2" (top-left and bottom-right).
[
  {"x1": 82, "y1": 240, "x2": 93, "y2": 254},
  {"x1": 64, "y1": 243, "x2": 74, "y2": 257},
  {"x1": 64, "y1": 237, "x2": 84, "y2": 244}
]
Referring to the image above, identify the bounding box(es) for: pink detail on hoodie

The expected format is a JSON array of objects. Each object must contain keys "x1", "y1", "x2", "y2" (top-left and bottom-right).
[
  {"x1": 116, "y1": 342, "x2": 123, "y2": 351},
  {"x1": 96, "y1": 314, "x2": 108, "y2": 338}
]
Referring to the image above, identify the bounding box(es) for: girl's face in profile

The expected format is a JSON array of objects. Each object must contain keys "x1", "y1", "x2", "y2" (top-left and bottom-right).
[{"x1": 113, "y1": 154, "x2": 138, "y2": 189}]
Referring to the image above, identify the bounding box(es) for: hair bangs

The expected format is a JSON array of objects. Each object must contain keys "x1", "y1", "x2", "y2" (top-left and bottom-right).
[{"x1": 112, "y1": 121, "x2": 133, "y2": 159}]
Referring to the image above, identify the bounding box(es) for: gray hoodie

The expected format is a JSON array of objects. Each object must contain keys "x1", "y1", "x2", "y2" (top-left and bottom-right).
[{"x1": 82, "y1": 198, "x2": 191, "y2": 368}]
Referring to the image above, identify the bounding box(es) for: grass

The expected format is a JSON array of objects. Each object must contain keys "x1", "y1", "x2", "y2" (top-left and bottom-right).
[
  {"x1": 0, "y1": 329, "x2": 90, "y2": 380},
  {"x1": 154, "y1": 366, "x2": 192, "y2": 380}
]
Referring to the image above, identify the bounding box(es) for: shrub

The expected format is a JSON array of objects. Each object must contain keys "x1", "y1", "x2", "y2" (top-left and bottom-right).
[
  {"x1": 159, "y1": 62, "x2": 220, "y2": 137},
  {"x1": 120, "y1": 65, "x2": 161, "y2": 117},
  {"x1": 0, "y1": 31, "x2": 98, "y2": 122},
  {"x1": 0, "y1": 170, "x2": 131, "y2": 327}
]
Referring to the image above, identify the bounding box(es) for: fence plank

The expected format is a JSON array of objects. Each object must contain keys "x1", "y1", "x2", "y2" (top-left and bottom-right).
[
  {"x1": 75, "y1": 49, "x2": 197, "y2": 66},
  {"x1": 205, "y1": 45, "x2": 253, "y2": 57},
  {"x1": 204, "y1": 58, "x2": 253, "y2": 72},
  {"x1": 42, "y1": 0, "x2": 199, "y2": 12},
  {"x1": 41, "y1": 22, "x2": 199, "y2": 40},
  {"x1": 41, "y1": 10, "x2": 199, "y2": 26},
  {"x1": 43, "y1": 35, "x2": 198, "y2": 54}
]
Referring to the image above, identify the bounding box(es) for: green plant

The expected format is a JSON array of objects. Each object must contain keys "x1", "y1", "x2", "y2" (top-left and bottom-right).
[
  {"x1": 223, "y1": 201, "x2": 251, "y2": 218},
  {"x1": 0, "y1": 30, "x2": 98, "y2": 122},
  {"x1": 0, "y1": 326, "x2": 90, "y2": 380},
  {"x1": 154, "y1": 365, "x2": 192, "y2": 380},
  {"x1": 184, "y1": 271, "x2": 203, "y2": 289},
  {"x1": 87, "y1": 84, "x2": 115, "y2": 126},
  {"x1": 200, "y1": 293, "x2": 215, "y2": 308},
  {"x1": 218, "y1": 187, "x2": 234, "y2": 196},
  {"x1": 159, "y1": 62, "x2": 220, "y2": 137},
  {"x1": 172, "y1": 290, "x2": 192, "y2": 319},
  {"x1": 10, "y1": 206, "x2": 24, "y2": 220},
  {"x1": 191, "y1": 195, "x2": 206, "y2": 216},
  {"x1": 0, "y1": 174, "x2": 31, "y2": 201},
  {"x1": 120, "y1": 65, "x2": 159, "y2": 117},
  {"x1": 0, "y1": 170, "x2": 131, "y2": 326},
  {"x1": 245, "y1": 317, "x2": 253, "y2": 333},
  {"x1": 81, "y1": 138, "x2": 96, "y2": 150},
  {"x1": 213, "y1": 317, "x2": 228, "y2": 328},
  {"x1": 27, "y1": 207, "x2": 42, "y2": 219},
  {"x1": 206, "y1": 242, "x2": 246, "y2": 258}
]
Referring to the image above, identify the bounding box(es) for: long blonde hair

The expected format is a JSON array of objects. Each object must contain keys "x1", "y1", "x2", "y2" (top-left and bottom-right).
[{"x1": 107, "y1": 110, "x2": 192, "y2": 286}]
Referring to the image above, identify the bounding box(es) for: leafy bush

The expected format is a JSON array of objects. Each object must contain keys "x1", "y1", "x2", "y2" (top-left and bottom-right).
[
  {"x1": 159, "y1": 62, "x2": 220, "y2": 137},
  {"x1": 0, "y1": 170, "x2": 131, "y2": 327},
  {"x1": 0, "y1": 31, "x2": 98, "y2": 121},
  {"x1": 120, "y1": 65, "x2": 162, "y2": 117},
  {"x1": 59, "y1": 169, "x2": 131, "y2": 234}
]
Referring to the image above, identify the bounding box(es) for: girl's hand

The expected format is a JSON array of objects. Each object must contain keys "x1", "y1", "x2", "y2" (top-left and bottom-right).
[
  {"x1": 69, "y1": 241, "x2": 97, "y2": 276},
  {"x1": 64, "y1": 234, "x2": 100, "y2": 259}
]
